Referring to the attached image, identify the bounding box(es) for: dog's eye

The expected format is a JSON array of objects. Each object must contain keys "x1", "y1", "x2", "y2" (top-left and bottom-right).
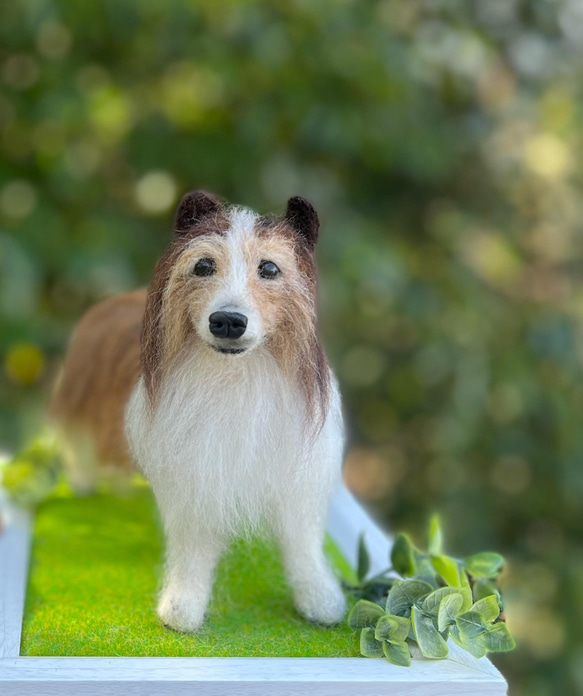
[
  {"x1": 258, "y1": 260, "x2": 280, "y2": 279},
  {"x1": 192, "y1": 258, "x2": 216, "y2": 277}
]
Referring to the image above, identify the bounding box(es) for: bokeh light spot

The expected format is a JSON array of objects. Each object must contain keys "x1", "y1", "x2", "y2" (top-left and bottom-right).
[
  {"x1": 0, "y1": 181, "x2": 37, "y2": 219},
  {"x1": 342, "y1": 345, "x2": 387, "y2": 387},
  {"x1": 2, "y1": 54, "x2": 39, "y2": 90},
  {"x1": 36, "y1": 20, "x2": 72, "y2": 60},
  {"x1": 89, "y1": 86, "x2": 133, "y2": 143},
  {"x1": 490, "y1": 455, "x2": 531, "y2": 495},
  {"x1": 458, "y1": 230, "x2": 520, "y2": 288},
  {"x1": 344, "y1": 446, "x2": 405, "y2": 501},
  {"x1": 524, "y1": 133, "x2": 570, "y2": 179},
  {"x1": 135, "y1": 171, "x2": 178, "y2": 215}
]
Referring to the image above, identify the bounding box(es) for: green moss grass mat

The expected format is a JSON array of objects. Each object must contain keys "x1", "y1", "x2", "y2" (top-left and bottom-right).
[{"x1": 21, "y1": 487, "x2": 359, "y2": 657}]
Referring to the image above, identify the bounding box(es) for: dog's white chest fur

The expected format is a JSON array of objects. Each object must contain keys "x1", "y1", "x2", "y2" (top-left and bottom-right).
[{"x1": 126, "y1": 345, "x2": 343, "y2": 539}]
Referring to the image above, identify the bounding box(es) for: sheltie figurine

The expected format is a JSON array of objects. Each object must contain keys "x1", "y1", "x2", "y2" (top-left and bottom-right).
[{"x1": 50, "y1": 191, "x2": 346, "y2": 631}]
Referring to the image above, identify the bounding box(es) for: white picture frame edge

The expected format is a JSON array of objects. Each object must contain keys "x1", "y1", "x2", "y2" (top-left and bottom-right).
[{"x1": 0, "y1": 483, "x2": 507, "y2": 695}]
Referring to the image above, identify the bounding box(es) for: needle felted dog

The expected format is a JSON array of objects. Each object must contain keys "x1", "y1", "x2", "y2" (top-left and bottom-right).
[{"x1": 50, "y1": 191, "x2": 346, "y2": 631}]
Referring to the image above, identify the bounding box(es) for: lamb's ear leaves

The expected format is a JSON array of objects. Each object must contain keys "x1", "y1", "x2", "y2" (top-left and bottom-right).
[
  {"x1": 360, "y1": 627, "x2": 385, "y2": 658},
  {"x1": 375, "y1": 614, "x2": 411, "y2": 643},
  {"x1": 357, "y1": 533, "x2": 370, "y2": 582},
  {"x1": 428, "y1": 515, "x2": 443, "y2": 556},
  {"x1": 455, "y1": 610, "x2": 489, "y2": 658},
  {"x1": 413, "y1": 553, "x2": 438, "y2": 581},
  {"x1": 348, "y1": 600, "x2": 385, "y2": 629},
  {"x1": 411, "y1": 606, "x2": 449, "y2": 659},
  {"x1": 481, "y1": 623, "x2": 516, "y2": 653},
  {"x1": 454, "y1": 610, "x2": 515, "y2": 657},
  {"x1": 456, "y1": 610, "x2": 488, "y2": 641},
  {"x1": 285, "y1": 196, "x2": 320, "y2": 250},
  {"x1": 386, "y1": 579, "x2": 433, "y2": 617},
  {"x1": 383, "y1": 640, "x2": 412, "y2": 667},
  {"x1": 431, "y1": 555, "x2": 462, "y2": 587},
  {"x1": 471, "y1": 595, "x2": 501, "y2": 624},
  {"x1": 391, "y1": 534, "x2": 416, "y2": 577},
  {"x1": 174, "y1": 190, "x2": 222, "y2": 234},
  {"x1": 464, "y1": 552, "x2": 505, "y2": 579},
  {"x1": 460, "y1": 637, "x2": 488, "y2": 659},
  {"x1": 437, "y1": 593, "x2": 465, "y2": 632},
  {"x1": 473, "y1": 578, "x2": 502, "y2": 607},
  {"x1": 423, "y1": 587, "x2": 472, "y2": 616},
  {"x1": 460, "y1": 568, "x2": 471, "y2": 590},
  {"x1": 450, "y1": 624, "x2": 464, "y2": 649}
]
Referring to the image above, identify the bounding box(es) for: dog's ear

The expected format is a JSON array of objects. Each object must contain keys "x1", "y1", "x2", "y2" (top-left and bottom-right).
[
  {"x1": 285, "y1": 196, "x2": 320, "y2": 251},
  {"x1": 174, "y1": 190, "x2": 222, "y2": 234}
]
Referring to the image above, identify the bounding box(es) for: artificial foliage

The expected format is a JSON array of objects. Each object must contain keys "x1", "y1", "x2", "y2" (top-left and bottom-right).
[
  {"x1": 346, "y1": 518, "x2": 515, "y2": 666},
  {"x1": 1, "y1": 434, "x2": 60, "y2": 506}
]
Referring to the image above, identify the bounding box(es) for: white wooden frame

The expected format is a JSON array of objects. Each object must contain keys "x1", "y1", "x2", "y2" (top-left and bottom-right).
[{"x1": 0, "y1": 483, "x2": 507, "y2": 694}]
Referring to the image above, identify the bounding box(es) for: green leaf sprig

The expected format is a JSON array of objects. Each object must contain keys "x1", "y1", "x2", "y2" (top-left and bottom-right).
[
  {"x1": 1, "y1": 435, "x2": 61, "y2": 506},
  {"x1": 346, "y1": 516, "x2": 515, "y2": 666}
]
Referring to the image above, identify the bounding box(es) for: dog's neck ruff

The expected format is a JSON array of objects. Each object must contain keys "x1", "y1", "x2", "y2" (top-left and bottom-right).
[{"x1": 128, "y1": 341, "x2": 320, "y2": 538}]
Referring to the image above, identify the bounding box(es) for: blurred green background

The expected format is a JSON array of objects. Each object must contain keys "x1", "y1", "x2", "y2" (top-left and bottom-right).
[{"x1": 1, "y1": 0, "x2": 581, "y2": 693}]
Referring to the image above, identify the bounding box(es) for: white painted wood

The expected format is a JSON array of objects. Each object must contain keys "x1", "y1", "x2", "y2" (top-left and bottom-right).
[
  {"x1": 326, "y1": 480, "x2": 393, "y2": 576},
  {"x1": 0, "y1": 481, "x2": 508, "y2": 695},
  {"x1": 0, "y1": 657, "x2": 505, "y2": 695},
  {"x1": 0, "y1": 490, "x2": 32, "y2": 659}
]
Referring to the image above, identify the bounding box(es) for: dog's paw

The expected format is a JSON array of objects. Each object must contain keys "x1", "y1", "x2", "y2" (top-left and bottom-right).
[
  {"x1": 294, "y1": 573, "x2": 347, "y2": 626},
  {"x1": 157, "y1": 588, "x2": 207, "y2": 633}
]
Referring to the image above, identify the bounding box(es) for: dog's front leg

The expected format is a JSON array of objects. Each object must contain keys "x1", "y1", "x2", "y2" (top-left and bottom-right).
[
  {"x1": 157, "y1": 529, "x2": 224, "y2": 633},
  {"x1": 275, "y1": 508, "x2": 346, "y2": 626}
]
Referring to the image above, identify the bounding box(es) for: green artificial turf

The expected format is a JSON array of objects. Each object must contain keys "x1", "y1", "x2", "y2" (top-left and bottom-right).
[{"x1": 21, "y1": 487, "x2": 359, "y2": 657}]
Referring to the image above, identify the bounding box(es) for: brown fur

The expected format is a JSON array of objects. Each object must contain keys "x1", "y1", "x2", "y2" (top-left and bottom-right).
[
  {"x1": 141, "y1": 208, "x2": 230, "y2": 402},
  {"x1": 257, "y1": 220, "x2": 330, "y2": 427},
  {"x1": 49, "y1": 289, "x2": 146, "y2": 468}
]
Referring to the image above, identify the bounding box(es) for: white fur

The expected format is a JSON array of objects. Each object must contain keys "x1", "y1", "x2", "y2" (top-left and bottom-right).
[
  {"x1": 125, "y1": 209, "x2": 346, "y2": 631},
  {"x1": 195, "y1": 208, "x2": 264, "y2": 352}
]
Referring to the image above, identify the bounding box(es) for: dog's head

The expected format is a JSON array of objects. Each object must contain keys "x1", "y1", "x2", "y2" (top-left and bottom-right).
[
  {"x1": 170, "y1": 191, "x2": 319, "y2": 357},
  {"x1": 142, "y1": 191, "x2": 326, "y2": 404}
]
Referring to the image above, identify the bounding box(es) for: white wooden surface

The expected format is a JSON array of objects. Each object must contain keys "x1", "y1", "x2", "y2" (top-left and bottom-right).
[
  {"x1": 327, "y1": 482, "x2": 393, "y2": 576},
  {"x1": 0, "y1": 490, "x2": 32, "y2": 659},
  {"x1": 0, "y1": 656, "x2": 505, "y2": 695},
  {"x1": 0, "y1": 481, "x2": 508, "y2": 695}
]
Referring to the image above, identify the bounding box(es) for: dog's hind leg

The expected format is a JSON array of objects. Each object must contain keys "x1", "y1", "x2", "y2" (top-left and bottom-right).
[{"x1": 57, "y1": 427, "x2": 100, "y2": 495}]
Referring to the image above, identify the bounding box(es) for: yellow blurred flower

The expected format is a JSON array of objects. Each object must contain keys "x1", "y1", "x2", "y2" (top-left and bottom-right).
[{"x1": 4, "y1": 342, "x2": 45, "y2": 385}]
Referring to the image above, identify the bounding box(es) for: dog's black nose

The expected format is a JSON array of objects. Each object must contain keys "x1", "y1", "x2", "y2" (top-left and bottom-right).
[{"x1": 209, "y1": 311, "x2": 248, "y2": 339}]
